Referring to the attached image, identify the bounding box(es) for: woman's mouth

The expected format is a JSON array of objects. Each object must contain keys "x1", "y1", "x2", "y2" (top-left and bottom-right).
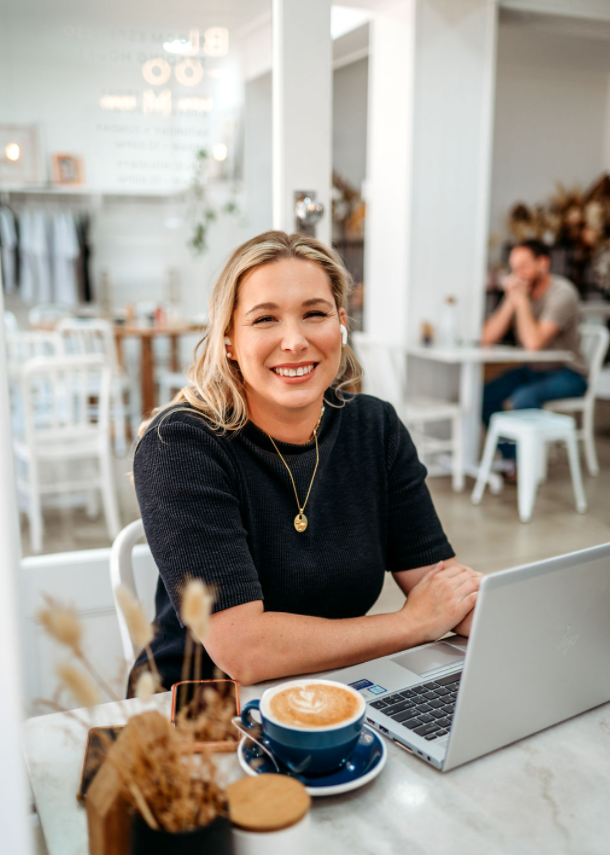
[{"x1": 270, "y1": 362, "x2": 318, "y2": 382}]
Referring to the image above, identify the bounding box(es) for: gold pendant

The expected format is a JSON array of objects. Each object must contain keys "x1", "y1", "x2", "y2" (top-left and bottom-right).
[{"x1": 294, "y1": 513, "x2": 308, "y2": 533}]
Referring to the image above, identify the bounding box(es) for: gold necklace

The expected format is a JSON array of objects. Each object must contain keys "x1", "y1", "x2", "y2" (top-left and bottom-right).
[{"x1": 266, "y1": 405, "x2": 325, "y2": 533}]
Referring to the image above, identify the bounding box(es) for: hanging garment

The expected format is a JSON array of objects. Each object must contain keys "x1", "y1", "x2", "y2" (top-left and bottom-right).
[
  {"x1": 0, "y1": 206, "x2": 18, "y2": 293},
  {"x1": 19, "y1": 209, "x2": 36, "y2": 303},
  {"x1": 20, "y1": 209, "x2": 52, "y2": 303},
  {"x1": 75, "y1": 213, "x2": 93, "y2": 302},
  {"x1": 51, "y1": 211, "x2": 80, "y2": 305}
]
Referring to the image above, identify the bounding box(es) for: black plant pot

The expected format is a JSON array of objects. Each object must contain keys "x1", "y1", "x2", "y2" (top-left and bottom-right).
[{"x1": 130, "y1": 812, "x2": 234, "y2": 855}]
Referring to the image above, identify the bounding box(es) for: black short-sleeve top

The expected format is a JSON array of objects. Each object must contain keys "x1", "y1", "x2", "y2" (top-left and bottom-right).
[{"x1": 132, "y1": 390, "x2": 455, "y2": 689}]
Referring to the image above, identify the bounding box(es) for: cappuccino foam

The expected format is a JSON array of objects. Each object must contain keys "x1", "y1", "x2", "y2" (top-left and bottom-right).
[{"x1": 268, "y1": 683, "x2": 361, "y2": 728}]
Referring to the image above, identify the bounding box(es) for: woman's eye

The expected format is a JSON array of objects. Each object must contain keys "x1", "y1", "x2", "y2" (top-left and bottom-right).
[
  {"x1": 252, "y1": 316, "x2": 276, "y2": 325},
  {"x1": 305, "y1": 311, "x2": 328, "y2": 319}
]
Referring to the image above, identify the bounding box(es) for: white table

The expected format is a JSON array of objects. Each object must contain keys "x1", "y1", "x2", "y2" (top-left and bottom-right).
[
  {"x1": 406, "y1": 344, "x2": 573, "y2": 487},
  {"x1": 580, "y1": 301, "x2": 610, "y2": 321},
  {"x1": 23, "y1": 685, "x2": 610, "y2": 855}
]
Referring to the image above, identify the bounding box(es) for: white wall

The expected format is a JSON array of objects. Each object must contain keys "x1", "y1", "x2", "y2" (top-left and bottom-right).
[
  {"x1": 333, "y1": 57, "x2": 369, "y2": 191},
  {"x1": 489, "y1": 11, "x2": 610, "y2": 255},
  {"x1": 0, "y1": 1, "x2": 270, "y2": 322}
]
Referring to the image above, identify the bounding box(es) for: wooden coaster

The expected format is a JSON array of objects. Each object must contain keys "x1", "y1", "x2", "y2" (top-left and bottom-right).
[{"x1": 226, "y1": 774, "x2": 311, "y2": 832}]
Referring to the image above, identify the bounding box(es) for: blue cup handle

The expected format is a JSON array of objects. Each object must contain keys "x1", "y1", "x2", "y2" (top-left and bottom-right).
[{"x1": 241, "y1": 700, "x2": 261, "y2": 731}]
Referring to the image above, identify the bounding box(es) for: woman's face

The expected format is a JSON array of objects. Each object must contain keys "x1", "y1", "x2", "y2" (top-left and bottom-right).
[{"x1": 230, "y1": 257, "x2": 347, "y2": 415}]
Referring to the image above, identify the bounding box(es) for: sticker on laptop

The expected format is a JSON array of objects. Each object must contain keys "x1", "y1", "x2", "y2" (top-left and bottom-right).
[
  {"x1": 349, "y1": 679, "x2": 374, "y2": 691},
  {"x1": 367, "y1": 685, "x2": 387, "y2": 695}
]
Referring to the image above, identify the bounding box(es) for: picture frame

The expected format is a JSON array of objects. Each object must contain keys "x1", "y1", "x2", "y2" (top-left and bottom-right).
[{"x1": 51, "y1": 153, "x2": 85, "y2": 185}]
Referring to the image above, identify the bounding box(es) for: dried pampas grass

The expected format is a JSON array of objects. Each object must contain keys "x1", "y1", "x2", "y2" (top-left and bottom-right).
[
  {"x1": 115, "y1": 585, "x2": 154, "y2": 648},
  {"x1": 181, "y1": 580, "x2": 214, "y2": 640},
  {"x1": 135, "y1": 671, "x2": 156, "y2": 703},
  {"x1": 57, "y1": 662, "x2": 101, "y2": 708},
  {"x1": 38, "y1": 597, "x2": 82, "y2": 655}
]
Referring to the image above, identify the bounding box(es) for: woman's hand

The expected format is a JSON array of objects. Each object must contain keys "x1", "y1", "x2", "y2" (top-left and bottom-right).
[
  {"x1": 399, "y1": 561, "x2": 482, "y2": 644},
  {"x1": 452, "y1": 608, "x2": 475, "y2": 637}
]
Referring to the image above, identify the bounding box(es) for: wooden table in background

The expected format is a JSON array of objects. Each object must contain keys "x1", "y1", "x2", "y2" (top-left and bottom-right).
[{"x1": 113, "y1": 324, "x2": 206, "y2": 416}]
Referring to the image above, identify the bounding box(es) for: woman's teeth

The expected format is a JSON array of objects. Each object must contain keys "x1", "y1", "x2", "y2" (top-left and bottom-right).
[{"x1": 272, "y1": 364, "x2": 315, "y2": 377}]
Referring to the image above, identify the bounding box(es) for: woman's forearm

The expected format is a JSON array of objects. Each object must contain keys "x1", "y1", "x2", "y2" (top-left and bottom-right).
[
  {"x1": 208, "y1": 608, "x2": 415, "y2": 686},
  {"x1": 204, "y1": 561, "x2": 481, "y2": 685}
]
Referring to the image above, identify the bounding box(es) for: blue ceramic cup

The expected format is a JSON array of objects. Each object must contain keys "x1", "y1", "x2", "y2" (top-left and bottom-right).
[{"x1": 240, "y1": 679, "x2": 365, "y2": 777}]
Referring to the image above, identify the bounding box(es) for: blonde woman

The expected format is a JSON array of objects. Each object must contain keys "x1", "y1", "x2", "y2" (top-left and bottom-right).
[{"x1": 133, "y1": 231, "x2": 481, "y2": 690}]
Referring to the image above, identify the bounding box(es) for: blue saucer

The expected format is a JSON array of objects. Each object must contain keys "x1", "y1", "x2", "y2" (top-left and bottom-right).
[{"x1": 237, "y1": 725, "x2": 387, "y2": 797}]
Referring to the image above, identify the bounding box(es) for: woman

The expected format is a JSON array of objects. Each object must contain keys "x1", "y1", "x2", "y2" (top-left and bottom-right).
[{"x1": 133, "y1": 231, "x2": 480, "y2": 690}]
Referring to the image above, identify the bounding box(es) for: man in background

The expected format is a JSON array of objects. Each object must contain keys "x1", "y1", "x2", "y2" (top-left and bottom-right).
[{"x1": 482, "y1": 239, "x2": 587, "y2": 466}]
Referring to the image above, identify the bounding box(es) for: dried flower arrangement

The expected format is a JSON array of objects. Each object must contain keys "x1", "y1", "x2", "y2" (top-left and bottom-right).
[
  {"x1": 37, "y1": 579, "x2": 237, "y2": 838},
  {"x1": 507, "y1": 173, "x2": 610, "y2": 292},
  {"x1": 332, "y1": 170, "x2": 365, "y2": 242}
]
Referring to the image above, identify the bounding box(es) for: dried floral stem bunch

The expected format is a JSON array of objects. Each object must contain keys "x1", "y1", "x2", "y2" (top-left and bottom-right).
[{"x1": 37, "y1": 578, "x2": 237, "y2": 832}]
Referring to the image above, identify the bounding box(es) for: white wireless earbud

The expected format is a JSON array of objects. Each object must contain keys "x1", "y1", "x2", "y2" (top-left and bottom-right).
[
  {"x1": 340, "y1": 324, "x2": 348, "y2": 346},
  {"x1": 224, "y1": 336, "x2": 233, "y2": 358}
]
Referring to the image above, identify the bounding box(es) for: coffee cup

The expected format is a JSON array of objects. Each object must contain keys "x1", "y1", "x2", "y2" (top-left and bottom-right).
[{"x1": 240, "y1": 679, "x2": 365, "y2": 777}]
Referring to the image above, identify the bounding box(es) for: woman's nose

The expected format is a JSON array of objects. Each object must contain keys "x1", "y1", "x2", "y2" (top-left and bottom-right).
[{"x1": 280, "y1": 324, "x2": 308, "y2": 351}]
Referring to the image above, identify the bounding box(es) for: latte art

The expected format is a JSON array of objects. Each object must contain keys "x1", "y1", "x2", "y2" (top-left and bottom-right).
[{"x1": 269, "y1": 683, "x2": 361, "y2": 728}]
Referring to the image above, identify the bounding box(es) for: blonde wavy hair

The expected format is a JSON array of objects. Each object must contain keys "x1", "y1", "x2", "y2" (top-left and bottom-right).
[{"x1": 141, "y1": 230, "x2": 362, "y2": 436}]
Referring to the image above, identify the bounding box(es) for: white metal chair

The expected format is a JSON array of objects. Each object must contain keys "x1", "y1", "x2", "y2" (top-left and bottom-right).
[
  {"x1": 6, "y1": 331, "x2": 66, "y2": 435},
  {"x1": 57, "y1": 318, "x2": 138, "y2": 456},
  {"x1": 158, "y1": 369, "x2": 188, "y2": 404},
  {"x1": 542, "y1": 323, "x2": 610, "y2": 476},
  {"x1": 352, "y1": 332, "x2": 464, "y2": 491},
  {"x1": 110, "y1": 519, "x2": 159, "y2": 671},
  {"x1": 3, "y1": 310, "x2": 19, "y2": 333},
  {"x1": 13, "y1": 354, "x2": 121, "y2": 552},
  {"x1": 471, "y1": 409, "x2": 587, "y2": 523}
]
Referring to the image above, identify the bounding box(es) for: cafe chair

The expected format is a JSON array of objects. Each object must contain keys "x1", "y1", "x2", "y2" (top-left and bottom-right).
[
  {"x1": 13, "y1": 354, "x2": 121, "y2": 552},
  {"x1": 3, "y1": 309, "x2": 19, "y2": 333},
  {"x1": 471, "y1": 409, "x2": 587, "y2": 523},
  {"x1": 57, "y1": 318, "x2": 138, "y2": 456},
  {"x1": 6, "y1": 331, "x2": 66, "y2": 435},
  {"x1": 110, "y1": 518, "x2": 159, "y2": 671},
  {"x1": 542, "y1": 323, "x2": 610, "y2": 476},
  {"x1": 352, "y1": 332, "x2": 464, "y2": 491}
]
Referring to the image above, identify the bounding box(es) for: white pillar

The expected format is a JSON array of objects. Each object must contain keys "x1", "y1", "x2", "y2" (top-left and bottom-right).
[
  {"x1": 364, "y1": 1, "x2": 417, "y2": 344},
  {"x1": 272, "y1": 0, "x2": 332, "y2": 245},
  {"x1": 364, "y1": 0, "x2": 497, "y2": 347},
  {"x1": 0, "y1": 286, "x2": 34, "y2": 850}
]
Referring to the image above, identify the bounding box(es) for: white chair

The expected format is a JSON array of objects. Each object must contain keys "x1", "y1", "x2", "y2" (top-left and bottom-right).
[
  {"x1": 110, "y1": 519, "x2": 159, "y2": 671},
  {"x1": 352, "y1": 332, "x2": 464, "y2": 491},
  {"x1": 28, "y1": 303, "x2": 72, "y2": 327},
  {"x1": 57, "y1": 318, "x2": 138, "y2": 456},
  {"x1": 3, "y1": 310, "x2": 19, "y2": 333},
  {"x1": 471, "y1": 409, "x2": 587, "y2": 523},
  {"x1": 6, "y1": 331, "x2": 66, "y2": 435},
  {"x1": 542, "y1": 324, "x2": 610, "y2": 476},
  {"x1": 157, "y1": 369, "x2": 188, "y2": 404},
  {"x1": 14, "y1": 354, "x2": 121, "y2": 552}
]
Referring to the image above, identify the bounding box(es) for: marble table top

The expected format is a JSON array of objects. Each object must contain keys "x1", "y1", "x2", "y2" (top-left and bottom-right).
[{"x1": 23, "y1": 686, "x2": 610, "y2": 855}]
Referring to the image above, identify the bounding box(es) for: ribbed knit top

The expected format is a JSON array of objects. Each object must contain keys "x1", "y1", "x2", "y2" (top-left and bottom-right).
[{"x1": 132, "y1": 390, "x2": 454, "y2": 690}]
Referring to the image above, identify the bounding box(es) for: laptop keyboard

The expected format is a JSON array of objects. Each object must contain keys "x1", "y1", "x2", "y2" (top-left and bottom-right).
[{"x1": 368, "y1": 671, "x2": 461, "y2": 741}]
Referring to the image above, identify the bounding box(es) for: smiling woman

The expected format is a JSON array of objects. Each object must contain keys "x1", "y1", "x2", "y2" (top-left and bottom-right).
[{"x1": 131, "y1": 231, "x2": 481, "y2": 693}]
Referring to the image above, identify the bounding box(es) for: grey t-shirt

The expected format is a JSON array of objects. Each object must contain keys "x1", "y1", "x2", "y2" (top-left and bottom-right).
[{"x1": 514, "y1": 275, "x2": 587, "y2": 375}]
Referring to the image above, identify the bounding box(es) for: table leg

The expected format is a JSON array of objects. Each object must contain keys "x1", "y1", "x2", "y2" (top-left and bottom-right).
[
  {"x1": 170, "y1": 334, "x2": 179, "y2": 372},
  {"x1": 141, "y1": 336, "x2": 155, "y2": 416},
  {"x1": 460, "y1": 361, "x2": 502, "y2": 493}
]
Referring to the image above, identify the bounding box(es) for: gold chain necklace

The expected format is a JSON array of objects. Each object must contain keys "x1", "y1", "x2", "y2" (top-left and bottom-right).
[{"x1": 266, "y1": 405, "x2": 325, "y2": 533}]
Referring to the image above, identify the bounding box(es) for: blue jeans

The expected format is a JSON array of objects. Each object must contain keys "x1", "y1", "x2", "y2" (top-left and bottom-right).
[{"x1": 482, "y1": 366, "x2": 587, "y2": 459}]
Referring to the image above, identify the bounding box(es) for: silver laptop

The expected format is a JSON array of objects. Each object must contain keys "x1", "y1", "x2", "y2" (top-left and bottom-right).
[{"x1": 327, "y1": 543, "x2": 610, "y2": 771}]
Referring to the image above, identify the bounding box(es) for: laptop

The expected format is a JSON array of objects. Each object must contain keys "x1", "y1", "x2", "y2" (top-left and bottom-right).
[{"x1": 327, "y1": 543, "x2": 610, "y2": 771}]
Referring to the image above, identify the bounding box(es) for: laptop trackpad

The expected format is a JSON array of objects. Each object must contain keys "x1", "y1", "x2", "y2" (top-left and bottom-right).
[{"x1": 391, "y1": 642, "x2": 465, "y2": 678}]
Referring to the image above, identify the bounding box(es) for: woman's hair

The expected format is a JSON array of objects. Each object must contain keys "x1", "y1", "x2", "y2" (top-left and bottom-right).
[{"x1": 141, "y1": 230, "x2": 362, "y2": 436}]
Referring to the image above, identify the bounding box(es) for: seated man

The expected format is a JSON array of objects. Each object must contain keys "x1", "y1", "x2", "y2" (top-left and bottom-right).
[{"x1": 482, "y1": 240, "x2": 587, "y2": 464}]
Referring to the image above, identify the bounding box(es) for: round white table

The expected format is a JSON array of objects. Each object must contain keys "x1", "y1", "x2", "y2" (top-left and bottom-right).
[{"x1": 23, "y1": 681, "x2": 610, "y2": 855}]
